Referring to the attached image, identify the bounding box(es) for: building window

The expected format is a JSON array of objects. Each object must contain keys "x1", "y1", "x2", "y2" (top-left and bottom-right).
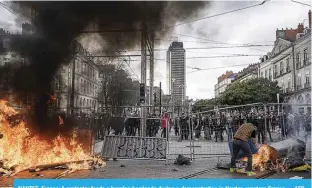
[
  {"x1": 89, "y1": 82, "x2": 91, "y2": 95},
  {"x1": 80, "y1": 79, "x2": 83, "y2": 93},
  {"x1": 89, "y1": 83, "x2": 91, "y2": 95},
  {"x1": 304, "y1": 48, "x2": 308, "y2": 64},
  {"x1": 286, "y1": 58, "x2": 290, "y2": 72},
  {"x1": 86, "y1": 82, "x2": 88, "y2": 95},
  {"x1": 298, "y1": 74, "x2": 302, "y2": 89},
  {"x1": 306, "y1": 71, "x2": 310, "y2": 85},
  {"x1": 75, "y1": 77, "x2": 78, "y2": 92},
  {"x1": 92, "y1": 84, "x2": 94, "y2": 96},
  {"x1": 85, "y1": 66, "x2": 88, "y2": 77},
  {"x1": 265, "y1": 70, "x2": 268, "y2": 79},
  {"x1": 279, "y1": 61, "x2": 284, "y2": 75},
  {"x1": 80, "y1": 98, "x2": 82, "y2": 107},
  {"x1": 87, "y1": 82, "x2": 89, "y2": 95},
  {"x1": 274, "y1": 64, "x2": 278, "y2": 78},
  {"x1": 269, "y1": 68, "x2": 272, "y2": 80},
  {"x1": 77, "y1": 61, "x2": 80, "y2": 73},
  {"x1": 84, "y1": 80, "x2": 86, "y2": 94},
  {"x1": 287, "y1": 78, "x2": 291, "y2": 90},
  {"x1": 296, "y1": 53, "x2": 301, "y2": 68}
]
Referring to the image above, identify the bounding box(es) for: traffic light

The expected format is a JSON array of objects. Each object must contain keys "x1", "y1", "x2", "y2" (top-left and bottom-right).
[
  {"x1": 154, "y1": 92, "x2": 157, "y2": 104},
  {"x1": 140, "y1": 83, "x2": 145, "y2": 103}
]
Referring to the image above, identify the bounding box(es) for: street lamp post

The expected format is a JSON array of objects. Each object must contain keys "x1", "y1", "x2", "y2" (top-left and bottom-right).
[
  {"x1": 171, "y1": 79, "x2": 176, "y2": 115},
  {"x1": 178, "y1": 85, "x2": 186, "y2": 113}
]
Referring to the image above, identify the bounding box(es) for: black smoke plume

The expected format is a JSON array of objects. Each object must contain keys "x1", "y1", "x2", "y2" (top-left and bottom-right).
[{"x1": 0, "y1": 1, "x2": 208, "y2": 138}]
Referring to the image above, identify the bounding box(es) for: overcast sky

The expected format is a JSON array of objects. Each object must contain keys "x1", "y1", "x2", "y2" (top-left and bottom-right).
[{"x1": 0, "y1": 1, "x2": 311, "y2": 100}]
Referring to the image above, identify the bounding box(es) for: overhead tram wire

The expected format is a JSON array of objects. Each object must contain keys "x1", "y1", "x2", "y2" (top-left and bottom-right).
[
  {"x1": 154, "y1": 39, "x2": 274, "y2": 45},
  {"x1": 161, "y1": 1, "x2": 268, "y2": 29},
  {"x1": 154, "y1": 54, "x2": 263, "y2": 61},
  {"x1": 186, "y1": 63, "x2": 258, "y2": 74},
  {"x1": 0, "y1": 2, "x2": 30, "y2": 24},
  {"x1": 78, "y1": 1, "x2": 270, "y2": 49},
  {"x1": 106, "y1": 38, "x2": 140, "y2": 81},
  {"x1": 108, "y1": 44, "x2": 274, "y2": 53},
  {"x1": 154, "y1": 62, "x2": 255, "y2": 80},
  {"x1": 290, "y1": 0, "x2": 311, "y2": 7}
]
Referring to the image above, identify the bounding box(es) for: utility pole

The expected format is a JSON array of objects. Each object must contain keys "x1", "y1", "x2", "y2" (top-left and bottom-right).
[
  {"x1": 148, "y1": 32, "x2": 154, "y2": 114},
  {"x1": 291, "y1": 43, "x2": 297, "y2": 94},
  {"x1": 159, "y1": 82, "x2": 162, "y2": 116},
  {"x1": 140, "y1": 23, "x2": 147, "y2": 137}
]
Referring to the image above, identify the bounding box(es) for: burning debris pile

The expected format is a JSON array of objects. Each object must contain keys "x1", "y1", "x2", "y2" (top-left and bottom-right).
[
  {"x1": 0, "y1": 100, "x2": 106, "y2": 177},
  {"x1": 240, "y1": 144, "x2": 278, "y2": 172},
  {"x1": 239, "y1": 143, "x2": 310, "y2": 173}
]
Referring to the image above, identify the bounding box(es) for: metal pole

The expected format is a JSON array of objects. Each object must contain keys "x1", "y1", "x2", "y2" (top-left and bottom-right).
[
  {"x1": 159, "y1": 82, "x2": 162, "y2": 115},
  {"x1": 277, "y1": 93, "x2": 280, "y2": 116},
  {"x1": 191, "y1": 106, "x2": 195, "y2": 161},
  {"x1": 140, "y1": 24, "x2": 147, "y2": 137},
  {"x1": 188, "y1": 115, "x2": 192, "y2": 160},
  {"x1": 282, "y1": 105, "x2": 286, "y2": 139},
  {"x1": 149, "y1": 32, "x2": 154, "y2": 115},
  {"x1": 182, "y1": 86, "x2": 184, "y2": 113},
  {"x1": 264, "y1": 104, "x2": 267, "y2": 144}
]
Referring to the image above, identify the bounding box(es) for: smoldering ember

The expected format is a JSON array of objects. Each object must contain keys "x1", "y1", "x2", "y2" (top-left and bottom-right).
[{"x1": 0, "y1": 0, "x2": 311, "y2": 184}]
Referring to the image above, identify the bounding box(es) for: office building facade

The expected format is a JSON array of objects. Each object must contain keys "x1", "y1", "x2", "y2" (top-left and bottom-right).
[{"x1": 166, "y1": 41, "x2": 186, "y2": 106}]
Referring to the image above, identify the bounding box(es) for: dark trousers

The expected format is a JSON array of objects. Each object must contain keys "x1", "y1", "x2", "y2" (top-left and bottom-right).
[
  {"x1": 174, "y1": 127, "x2": 179, "y2": 136},
  {"x1": 258, "y1": 129, "x2": 265, "y2": 144},
  {"x1": 231, "y1": 139, "x2": 253, "y2": 172},
  {"x1": 162, "y1": 128, "x2": 167, "y2": 139}
]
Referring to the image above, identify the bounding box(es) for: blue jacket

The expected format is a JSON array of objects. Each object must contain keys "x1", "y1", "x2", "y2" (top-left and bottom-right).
[{"x1": 228, "y1": 139, "x2": 258, "y2": 158}]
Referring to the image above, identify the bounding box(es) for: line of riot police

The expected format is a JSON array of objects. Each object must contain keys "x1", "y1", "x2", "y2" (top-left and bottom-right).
[
  {"x1": 90, "y1": 107, "x2": 311, "y2": 143},
  {"x1": 169, "y1": 108, "x2": 311, "y2": 144}
]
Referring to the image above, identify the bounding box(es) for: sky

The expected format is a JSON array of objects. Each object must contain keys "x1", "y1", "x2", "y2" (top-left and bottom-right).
[{"x1": 0, "y1": 0, "x2": 311, "y2": 100}]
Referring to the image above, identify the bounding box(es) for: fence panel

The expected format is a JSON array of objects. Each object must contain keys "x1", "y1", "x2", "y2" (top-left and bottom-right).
[
  {"x1": 99, "y1": 112, "x2": 166, "y2": 160},
  {"x1": 101, "y1": 135, "x2": 166, "y2": 159},
  {"x1": 187, "y1": 103, "x2": 266, "y2": 159},
  {"x1": 166, "y1": 116, "x2": 193, "y2": 160}
]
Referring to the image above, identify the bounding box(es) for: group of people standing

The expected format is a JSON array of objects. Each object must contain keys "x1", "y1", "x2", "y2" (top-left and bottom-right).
[
  {"x1": 91, "y1": 107, "x2": 311, "y2": 144},
  {"x1": 166, "y1": 109, "x2": 311, "y2": 144}
]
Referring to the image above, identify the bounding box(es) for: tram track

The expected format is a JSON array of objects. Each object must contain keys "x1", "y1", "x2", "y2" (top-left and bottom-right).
[
  {"x1": 179, "y1": 167, "x2": 219, "y2": 179},
  {"x1": 180, "y1": 167, "x2": 277, "y2": 179}
]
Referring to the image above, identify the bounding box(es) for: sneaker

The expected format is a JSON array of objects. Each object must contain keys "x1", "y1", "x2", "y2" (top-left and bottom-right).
[
  {"x1": 230, "y1": 168, "x2": 236, "y2": 172},
  {"x1": 236, "y1": 168, "x2": 246, "y2": 173},
  {"x1": 246, "y1": 171, "x2": 256, "y2": 176}
]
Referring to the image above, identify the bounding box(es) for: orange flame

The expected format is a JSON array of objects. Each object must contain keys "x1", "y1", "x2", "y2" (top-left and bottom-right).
[
  {"x1": 0, "y1": 99, "x2": 94, "y2": 173},
  {"x1": 240, "y1": 144, "x2": 278, "y2": 171}
]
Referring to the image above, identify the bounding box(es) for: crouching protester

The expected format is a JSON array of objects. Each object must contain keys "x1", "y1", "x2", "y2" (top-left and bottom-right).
[{"x1": 230, "y1": 122, "x2": 257, "y2": 176}]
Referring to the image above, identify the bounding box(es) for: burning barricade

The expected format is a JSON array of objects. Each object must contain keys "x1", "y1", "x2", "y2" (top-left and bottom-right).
[
  {"x1": 237, "y1": 140, "x2": 310, "y2": 173},
  {"x1": 0, "y1": 100, "x2": 106, "y2": 177}
]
